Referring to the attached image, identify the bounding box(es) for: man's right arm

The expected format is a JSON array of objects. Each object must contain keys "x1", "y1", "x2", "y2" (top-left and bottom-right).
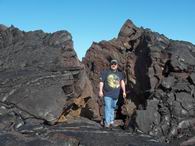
[{"x1": 99, "y1": 81, "x2": 104, "y2": 97}]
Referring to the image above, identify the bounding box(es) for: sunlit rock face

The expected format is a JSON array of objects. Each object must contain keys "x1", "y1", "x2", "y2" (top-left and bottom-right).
[
  {"x1": 83, "y1": 19, "x2": 195, "y2": 143},
  {"x1": 1, "y1": 19, "x2": 195, "y2": 145},
  {"x1": 0, "y1": 25, "x2": 99, "y2": 125},
  {"x1": 0, "y1": 24, "x2": 101, "y2": 146}
]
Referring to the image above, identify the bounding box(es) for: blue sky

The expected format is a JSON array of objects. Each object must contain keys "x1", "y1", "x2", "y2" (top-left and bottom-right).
[{"x1": 0, "y1": 0, "x2": 194, "y2": 60}]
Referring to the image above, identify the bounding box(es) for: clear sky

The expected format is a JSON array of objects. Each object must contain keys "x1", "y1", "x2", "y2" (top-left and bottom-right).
[{"x1": 0, "y1": 0, "x2": 194, "y2": 60}]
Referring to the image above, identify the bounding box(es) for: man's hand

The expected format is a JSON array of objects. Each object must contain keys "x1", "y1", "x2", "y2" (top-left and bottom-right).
[
  {"x1": 123, "y1": 92, "x2": 126, "y2": 98},
  {"x1": 99, "y1": 91, "x2": 104, "y2": 97}
]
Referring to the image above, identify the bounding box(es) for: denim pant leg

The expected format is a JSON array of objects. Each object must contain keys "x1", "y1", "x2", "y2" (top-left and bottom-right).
[
  {"x1": 110, "y1": 98, "x2": 118, "y2": 124},
  {"x1": 104, "y1": 96, "x2": 112, "y2": 127},
  {"x1": 104, "y1": 96, "x2": 118, "y2": 127}
]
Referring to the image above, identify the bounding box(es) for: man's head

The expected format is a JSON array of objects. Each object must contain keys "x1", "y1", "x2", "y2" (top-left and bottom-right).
[{"x1": 110, "y1": 59, "x2": 118, "y2": 71}]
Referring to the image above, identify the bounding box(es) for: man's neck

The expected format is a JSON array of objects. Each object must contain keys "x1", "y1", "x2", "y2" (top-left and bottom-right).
[{"x1": 110, "y1": 68, "x2": 117, "y2": 72}]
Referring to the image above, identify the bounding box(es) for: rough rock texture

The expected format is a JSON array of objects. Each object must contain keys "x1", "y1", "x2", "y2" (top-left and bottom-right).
[
  {"x1": 1, "y1": 19, "x2": 195, "y2": 145},
  {"x1": 0, "y1": 25, "x2": 100, "y2": 125},
  {"x1": 0, "y1": 25, "x2": 103, "y2": 145},
  {"x1": 83, "y1": 19, "x2": 195, "y2": 145}
]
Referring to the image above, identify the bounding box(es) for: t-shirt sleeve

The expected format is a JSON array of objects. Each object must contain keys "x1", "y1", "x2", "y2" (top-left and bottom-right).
[
  {"x1": 120, "y1": 71, "x2": 125, "y2": 80},
  {"x1": 100, "y1": 71, "x2": 106, "y2": 82}
]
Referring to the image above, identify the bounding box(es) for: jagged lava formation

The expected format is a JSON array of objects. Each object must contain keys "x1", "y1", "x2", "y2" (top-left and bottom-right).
[{"x1": 1, "y1": 20, "x2": 195, "y2": 145}]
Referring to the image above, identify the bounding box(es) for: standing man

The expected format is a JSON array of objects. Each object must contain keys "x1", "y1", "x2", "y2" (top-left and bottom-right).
[{"x1": 99, "y1": 59, "x2": 126, "y2": 128}]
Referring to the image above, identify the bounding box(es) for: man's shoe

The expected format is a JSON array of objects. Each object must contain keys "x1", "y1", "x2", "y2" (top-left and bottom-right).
[
  {"x1": 104, "y1": 126, "x2": 111, "y2": 130},
  {"x1": 104, "y1": 124, "x2": 113, "y2": 130},
  {"x1": 109, "y1": 124, "x2": 113, "y2": 130},
  {"x1": 104, "y1": 124, "x2": 110, "y2": 129}
]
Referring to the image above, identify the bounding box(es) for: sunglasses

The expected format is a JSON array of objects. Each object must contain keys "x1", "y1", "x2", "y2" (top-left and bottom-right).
[{"x1": 111, "y1": 63, "x2": 117, "y2": 65}]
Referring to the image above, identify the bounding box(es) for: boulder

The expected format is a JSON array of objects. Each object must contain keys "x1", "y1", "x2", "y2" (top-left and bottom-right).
[{"x1": 0, "y1": 26, "x2": 97, "y2": 125}]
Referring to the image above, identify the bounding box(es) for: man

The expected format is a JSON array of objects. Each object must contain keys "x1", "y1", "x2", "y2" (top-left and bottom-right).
[{"x1": 99, "y1": 59, "x2": 126, "y2": 128}]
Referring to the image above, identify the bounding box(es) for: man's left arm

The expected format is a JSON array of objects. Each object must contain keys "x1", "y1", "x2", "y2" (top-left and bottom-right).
[{"x1": 121, "y1": 80, "x2": 126, "y2": 98}]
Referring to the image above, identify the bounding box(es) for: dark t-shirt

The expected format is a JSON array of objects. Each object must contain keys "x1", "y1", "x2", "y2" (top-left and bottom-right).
[{"x1": 100, "y1": 69, "x2": 124, "y2": 99}]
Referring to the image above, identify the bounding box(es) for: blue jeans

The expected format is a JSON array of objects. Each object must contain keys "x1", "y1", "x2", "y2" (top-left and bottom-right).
[{"x1": 103, "y1": 96, "x2": 118, "y2": 127}]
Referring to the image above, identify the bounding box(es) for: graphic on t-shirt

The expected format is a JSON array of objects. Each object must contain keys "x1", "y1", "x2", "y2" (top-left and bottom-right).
[{"x1": 107, "y1": 74, "x2": 120, "y2": 89}]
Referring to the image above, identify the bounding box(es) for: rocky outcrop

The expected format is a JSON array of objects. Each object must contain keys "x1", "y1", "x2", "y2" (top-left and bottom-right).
[
  {"x1": 0, "y1": 25, "x2": 103, "y2": 145},
  {"x1": 83, "y1": 19, "x2": 195, "y2": 144},
  {"x1": 1, "y1": 19, "x2": 195, "y2": 145},
  {"x1": 0, "y1": 25, "x2": 100, "y2": 126}
]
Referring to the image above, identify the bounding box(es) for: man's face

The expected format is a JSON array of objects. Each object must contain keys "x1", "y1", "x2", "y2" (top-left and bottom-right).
[{"x1": 110, "y1": 63, "x2": 118, "y2": 70}]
